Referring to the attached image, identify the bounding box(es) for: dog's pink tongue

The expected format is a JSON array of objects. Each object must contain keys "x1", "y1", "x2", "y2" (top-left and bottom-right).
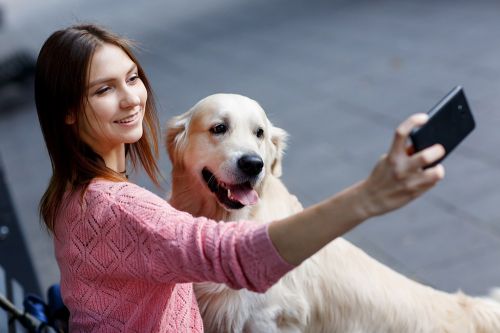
[{"x1": 229, "y1": 186, "x2": 259, "y2": 206}]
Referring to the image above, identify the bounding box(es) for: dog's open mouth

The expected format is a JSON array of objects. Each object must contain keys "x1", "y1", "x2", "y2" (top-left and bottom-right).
[{"x1": 202, "y1": 167, "x2": 259, "y2": 210}]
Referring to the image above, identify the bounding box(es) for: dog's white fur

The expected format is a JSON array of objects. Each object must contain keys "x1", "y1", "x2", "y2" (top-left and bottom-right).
[{"x1": 166, "y1": 93, "x2": 500, "y2": 333}]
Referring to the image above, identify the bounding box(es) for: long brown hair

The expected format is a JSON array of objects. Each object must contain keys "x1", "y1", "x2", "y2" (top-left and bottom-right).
[{"x1": 35, "y1": 24, "x2": 162, "y2": 232}]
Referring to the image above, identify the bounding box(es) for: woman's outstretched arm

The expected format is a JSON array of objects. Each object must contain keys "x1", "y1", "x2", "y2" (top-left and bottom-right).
[{"x1": 268, "y1": 113, "x2": 445, "y2": 266}]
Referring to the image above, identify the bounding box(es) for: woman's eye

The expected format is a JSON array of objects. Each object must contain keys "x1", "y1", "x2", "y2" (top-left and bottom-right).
[
  {"x1": 128, "y1": 74, "x2": 140, "y2": 84},
  {"x1": 210, "y1": 124, "x2": 227, "y2": 135},
  {"x1": 256, "y1": 128, "x2": 264, "y2": 138},
  {"x1": 95, "y1": 86, "x2": 110, "y2": 95}
]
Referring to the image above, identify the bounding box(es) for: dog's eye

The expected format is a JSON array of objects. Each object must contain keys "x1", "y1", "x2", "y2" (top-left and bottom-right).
[
  {"x1": 210, "y1": 124, "x2": 227, "y2": 135},
  {"x1": 256, "y1": 128, "x2": 264, "y2": 139}
]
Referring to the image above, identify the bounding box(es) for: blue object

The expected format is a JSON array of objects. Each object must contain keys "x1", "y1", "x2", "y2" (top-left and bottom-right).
[
  {"x1": 47, "y1": 284, "x2": 69, "y2": 322},
  {"x1": 23, "y1": 294, "x2": 48, "y2": 324},
  {"x1": 20, "y1": 284, "x2": 69, "y2": 332}
]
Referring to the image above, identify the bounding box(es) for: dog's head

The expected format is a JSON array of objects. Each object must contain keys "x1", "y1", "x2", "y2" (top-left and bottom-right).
[{"x1": 166, "y1": 93, "x2": 287, "y2": 212}]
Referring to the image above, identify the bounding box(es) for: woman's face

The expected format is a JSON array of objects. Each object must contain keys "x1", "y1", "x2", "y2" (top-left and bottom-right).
[{"x1": 74, "y1": 43, "x2": 147, "y2": 159}]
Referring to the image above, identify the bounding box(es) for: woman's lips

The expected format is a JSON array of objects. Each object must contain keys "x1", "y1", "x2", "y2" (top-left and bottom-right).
[{"x1": 114, "y1": 112, "x2": 139, "y2": 124}]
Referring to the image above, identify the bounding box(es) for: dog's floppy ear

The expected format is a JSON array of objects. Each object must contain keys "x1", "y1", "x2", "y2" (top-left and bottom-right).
[
  {"x1": 269, "y1": 124, "x2": 288, "y2": 177},
  {"x1": 166, "y1": 111, "x2": 191, "y2": 167}
]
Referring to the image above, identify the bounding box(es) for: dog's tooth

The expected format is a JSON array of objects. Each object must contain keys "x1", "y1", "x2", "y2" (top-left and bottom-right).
[{"x1": 227, "y1": 189, "x2": 231, "y2": 197}]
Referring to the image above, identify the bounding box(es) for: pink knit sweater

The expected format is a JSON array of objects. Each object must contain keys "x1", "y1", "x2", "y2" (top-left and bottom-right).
[{"x1": 53, "y1": 179, "x2": 293, "y2": 332}]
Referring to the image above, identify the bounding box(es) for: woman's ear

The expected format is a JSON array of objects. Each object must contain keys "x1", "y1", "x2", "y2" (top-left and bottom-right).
[{"x1": 65, "y1": 111, "x2": 76, "y2": 125}]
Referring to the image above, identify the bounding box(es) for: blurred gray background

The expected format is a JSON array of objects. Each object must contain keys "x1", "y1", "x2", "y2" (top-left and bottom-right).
[{"x1": 0, "y1": 0, "x2": 499, "y2": 297}]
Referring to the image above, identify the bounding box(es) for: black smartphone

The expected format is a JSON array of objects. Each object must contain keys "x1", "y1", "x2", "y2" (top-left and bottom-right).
[{"x1": 410, "y1": 86, "x2": 475, "y2": 167}]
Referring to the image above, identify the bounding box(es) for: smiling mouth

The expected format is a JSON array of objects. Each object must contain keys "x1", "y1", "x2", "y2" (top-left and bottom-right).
[
  {"x1": 201, "y1": 167, "x2": 259, "y2": 210},
  {"x1": 114, "y1": 112, "x2": 139, "y2": 124}
]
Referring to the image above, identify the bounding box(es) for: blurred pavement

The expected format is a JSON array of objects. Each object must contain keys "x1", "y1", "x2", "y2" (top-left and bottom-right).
[{"x1": 0, "y1": 0, "x2": 499, "y2": 296}]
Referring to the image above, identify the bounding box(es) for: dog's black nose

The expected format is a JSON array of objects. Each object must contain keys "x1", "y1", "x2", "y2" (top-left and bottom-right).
[{"x1": 238, "y1": 154, "x2": 264, "y2": 176}]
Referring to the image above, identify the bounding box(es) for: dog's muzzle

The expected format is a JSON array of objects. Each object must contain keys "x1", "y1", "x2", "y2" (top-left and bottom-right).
[{"x1": 201, "y1": 155, "x2": 262, "y2": 210}]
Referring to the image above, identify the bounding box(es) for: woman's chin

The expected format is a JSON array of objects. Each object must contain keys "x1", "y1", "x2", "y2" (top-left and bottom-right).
[{"x1": 126, "y1": 130, "x2": 144, "y2": 144}]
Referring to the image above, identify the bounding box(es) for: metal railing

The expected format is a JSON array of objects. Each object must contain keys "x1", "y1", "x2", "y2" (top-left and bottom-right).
[{"x1": 0, "y1": 265, "x2": 68, "y2": 333}]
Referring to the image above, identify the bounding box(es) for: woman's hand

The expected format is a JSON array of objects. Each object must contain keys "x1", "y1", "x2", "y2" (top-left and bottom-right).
[
  {"x1": 269, "y1": 113, "x2": 446, "y2": 266},
  {"x1": 360, "y1": 113, "x2": 445, "y2": 218}
]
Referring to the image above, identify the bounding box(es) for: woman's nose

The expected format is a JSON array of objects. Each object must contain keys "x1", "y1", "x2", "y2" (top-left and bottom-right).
[{"x1": 119, "y1": 87, "x2": 141, "y2": 109}]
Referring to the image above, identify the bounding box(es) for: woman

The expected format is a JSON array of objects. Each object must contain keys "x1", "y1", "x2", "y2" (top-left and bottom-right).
[{"x1": 35, "y1": 24, "x2": 445, "y2": 332}]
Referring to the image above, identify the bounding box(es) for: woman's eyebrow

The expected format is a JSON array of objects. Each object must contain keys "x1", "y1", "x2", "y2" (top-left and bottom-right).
[
  {"x1": 127, "y1": 64, "x2": 138, "y2": 74},
  {"x1": 88, "y1": 64, "x2": 138, "y2": 88}
]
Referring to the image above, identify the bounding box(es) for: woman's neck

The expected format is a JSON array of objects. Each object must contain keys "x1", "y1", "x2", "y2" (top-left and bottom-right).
[{"x1": 101, "y1": 144, "x2": 126, "y2": 173}]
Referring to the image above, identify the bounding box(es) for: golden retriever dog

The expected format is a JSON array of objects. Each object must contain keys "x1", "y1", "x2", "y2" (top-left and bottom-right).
[{"x1": 166, "y1": 93, "x2": 500, "y2": 333}]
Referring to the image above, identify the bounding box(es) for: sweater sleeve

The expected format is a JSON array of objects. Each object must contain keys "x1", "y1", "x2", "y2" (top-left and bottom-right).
[{"x1": 90, "y1": 182, "x2": 294, "y2": 293}]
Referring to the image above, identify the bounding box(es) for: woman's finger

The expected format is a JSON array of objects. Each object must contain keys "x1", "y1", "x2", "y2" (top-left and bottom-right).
[
  {"x1": 406, "y1": 144, "x2": 446, "y2": 171},
  {"x1": 406, "y1": 163, "x2": 446, "y2": 191},
  {"x1": 389, "y1": 113, "x2": 429, "y2": 157}
]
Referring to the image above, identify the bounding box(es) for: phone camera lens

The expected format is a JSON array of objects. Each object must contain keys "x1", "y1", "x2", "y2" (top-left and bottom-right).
[{"x1": 457, "y1": 104, "x2": 467, "y2": 117}]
